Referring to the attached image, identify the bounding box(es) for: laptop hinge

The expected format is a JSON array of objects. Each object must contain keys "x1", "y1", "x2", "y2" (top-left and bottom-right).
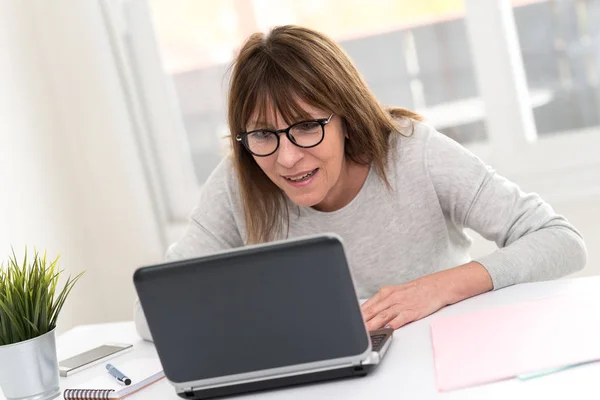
[{"x1": 360, "y1": 351, "x2": 380, "y2": 366}]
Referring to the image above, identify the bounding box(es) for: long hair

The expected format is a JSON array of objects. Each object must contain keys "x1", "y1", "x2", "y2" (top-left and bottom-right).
[{"x1": 227, "y1": 25, "x2": 421, "y2": 244}]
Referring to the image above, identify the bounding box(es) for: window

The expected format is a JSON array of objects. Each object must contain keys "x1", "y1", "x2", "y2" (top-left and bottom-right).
[
  {"x1": 106, "y1": 0, "x2": 600, "y2": 238},
  {"x1": 146, "y1": 0, "x2": 491, "y2": 187},
  {"x1": 514, "y1": 0, "x2": 600, "y2": 136}
]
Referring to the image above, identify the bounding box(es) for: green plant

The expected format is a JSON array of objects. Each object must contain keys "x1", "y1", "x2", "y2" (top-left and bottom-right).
[{"x1": 0, "y1": 248, "x2": 84, "y2": 346}]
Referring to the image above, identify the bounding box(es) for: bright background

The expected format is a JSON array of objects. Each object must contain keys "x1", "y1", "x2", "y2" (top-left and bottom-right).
[{"x1": 1, "y1": 0, "x2": 599, "y2": 331}]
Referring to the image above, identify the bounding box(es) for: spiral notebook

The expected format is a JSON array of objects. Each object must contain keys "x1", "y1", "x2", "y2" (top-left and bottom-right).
[{"x1": 63, "y1": 357, "x2": 165, "y2": 399}]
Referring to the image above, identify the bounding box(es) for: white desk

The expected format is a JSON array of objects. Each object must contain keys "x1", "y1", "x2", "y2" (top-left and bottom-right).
[{"x1": 4, "y1": 276, "x2": 599, "y2": 400}]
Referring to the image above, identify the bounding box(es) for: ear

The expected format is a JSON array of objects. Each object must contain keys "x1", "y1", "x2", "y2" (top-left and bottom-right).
[{"x1": 341, "y1": 117, "x2": 350, "y2": 139}]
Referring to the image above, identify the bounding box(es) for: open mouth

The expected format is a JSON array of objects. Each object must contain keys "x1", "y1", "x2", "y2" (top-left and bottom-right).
[{"x1": 284, "y1": 168, "x2": 318, "y2": 182}]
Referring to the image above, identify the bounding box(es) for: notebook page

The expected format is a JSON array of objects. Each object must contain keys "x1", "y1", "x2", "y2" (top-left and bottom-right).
[{"x1": 64, "y1": 357, "x2": 164, "y2": 398}]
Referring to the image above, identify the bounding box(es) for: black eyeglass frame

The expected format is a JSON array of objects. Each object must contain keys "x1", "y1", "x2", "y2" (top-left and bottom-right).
[{"x1": 236, "y1": 113, "x2": 334, "y2": 157}]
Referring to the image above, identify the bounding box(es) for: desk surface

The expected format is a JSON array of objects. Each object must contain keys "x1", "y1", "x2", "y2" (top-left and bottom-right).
[{"x1": 3, "y1": 276, "x2": 599, "y2": 400}]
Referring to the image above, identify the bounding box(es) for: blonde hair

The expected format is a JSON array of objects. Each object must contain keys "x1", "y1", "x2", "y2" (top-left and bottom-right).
[{"x1": 227, "y1": 25, "x2": 421, "y2": 244}]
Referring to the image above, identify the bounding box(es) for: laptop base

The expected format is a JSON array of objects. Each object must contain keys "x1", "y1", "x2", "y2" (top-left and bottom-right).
[{"x1": 178, "y1": 364, "x2": 375, "y2": 400}]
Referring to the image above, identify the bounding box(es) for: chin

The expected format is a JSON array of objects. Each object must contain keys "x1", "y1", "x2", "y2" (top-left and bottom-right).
[{"x1": 286, "y1": 191, "x2": 325, "y2": 208}]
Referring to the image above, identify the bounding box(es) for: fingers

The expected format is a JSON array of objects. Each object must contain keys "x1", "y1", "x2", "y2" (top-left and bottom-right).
[
  {"x1": 364, "y1": 304, "x2": 399, "y2": 331},
  {"x1": 385, "y1": 310, "x2": 416, "y2": 330},
  {"x1": 361, "y1": 286, "x2": 395, "y2": 321},
  {"x1": 365, "y1": 306, "x2": 417, "y2": 331},
  {"x1": 361, "y1": 285, "x2": 394, "y2": 311}
]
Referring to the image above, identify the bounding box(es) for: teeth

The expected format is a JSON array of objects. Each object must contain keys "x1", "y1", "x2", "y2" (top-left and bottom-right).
[{"x1": 287, "y1": 169, "x2": 316, "y2": 181}]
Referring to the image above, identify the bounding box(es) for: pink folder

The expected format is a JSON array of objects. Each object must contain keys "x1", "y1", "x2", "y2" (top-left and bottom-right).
[{"x1": 430, "y1": 295, "x2": 600, "y2": 391}]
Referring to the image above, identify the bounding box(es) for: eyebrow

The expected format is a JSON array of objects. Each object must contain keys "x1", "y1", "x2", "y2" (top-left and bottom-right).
[
  {"x1": 247, "y1": 121, "x2": 275, "y2": 131},
  {"x1": 247, "y1": 114, "x2": 320, "y2": 132}
]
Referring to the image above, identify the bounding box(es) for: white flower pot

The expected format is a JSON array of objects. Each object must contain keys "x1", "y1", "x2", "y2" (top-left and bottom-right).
[{"x1": 0, "y1": 329, "x2": 60, "y2": 400}]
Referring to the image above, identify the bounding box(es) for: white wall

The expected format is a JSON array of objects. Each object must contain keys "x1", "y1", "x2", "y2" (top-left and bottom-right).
[
  {"x1": 1, "y1": 0, "x2": 166, "y2": 331},
  {"x1": 0, "y1": 1, "x2": 77, "y2": 314}
]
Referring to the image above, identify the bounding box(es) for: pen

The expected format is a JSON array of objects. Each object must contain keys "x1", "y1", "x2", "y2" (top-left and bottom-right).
[{"x1": 106, "y1": 363, "x2": 132, "y2": 386}]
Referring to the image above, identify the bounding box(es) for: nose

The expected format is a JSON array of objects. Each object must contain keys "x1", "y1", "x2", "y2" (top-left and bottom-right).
[{"x1": 276, "y1": 134, "x2": 304, "y2": 169}]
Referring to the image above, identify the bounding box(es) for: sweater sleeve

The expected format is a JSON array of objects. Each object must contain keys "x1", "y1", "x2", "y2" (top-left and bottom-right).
[
  {"x1": 425, "y1": 126, "x2": 587, "y2": 290},
  {"x1": 134, "y1": 156, "x2": 244, "y2": 341}
]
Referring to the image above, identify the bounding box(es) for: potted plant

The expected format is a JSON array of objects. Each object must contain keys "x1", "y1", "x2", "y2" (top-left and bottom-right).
[{"x1": 0, "y1": 248, "x2": 83, "y2": 400}]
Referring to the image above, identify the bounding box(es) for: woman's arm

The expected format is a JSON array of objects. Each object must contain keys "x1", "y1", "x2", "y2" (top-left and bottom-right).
[
  {"x1": 362, "y1": 126, "x2": 587, "y2": 330},
  {"x1": 426, "y1": 128, "x2": 587, "y2": 289}
]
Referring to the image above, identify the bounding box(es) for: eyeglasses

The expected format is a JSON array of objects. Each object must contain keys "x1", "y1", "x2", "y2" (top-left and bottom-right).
[{"x1": 236, "y1": 113, "x2": 334, "y2": 157}]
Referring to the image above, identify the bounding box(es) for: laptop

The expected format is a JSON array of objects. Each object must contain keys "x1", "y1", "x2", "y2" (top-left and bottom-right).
[{"x1": 133, "y1": 234, "x2": 393, "y2": 399}]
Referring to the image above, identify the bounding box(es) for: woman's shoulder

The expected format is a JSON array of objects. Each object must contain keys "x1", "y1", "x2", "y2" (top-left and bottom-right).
[
  {"x1": 389, "y1": 118, "x2": 481, "y2": 172},
  {"x1": 374, "y1": 118, "x2": 435, "y2": 189},
  {"x1": 397, "y1": 116, "x2": 436, "y2": 140},
  {"x1": 388, "y1": 117, "x2": 489, "y2": 187},
  {"x1": 191, "y1": 153, "x2": 246, "y2": 232},
  {"x1": 388, "y1": 118, "x2": 437, "y2": 163},
  {"x1": 204, "y1": 154, "x2": 238, "y2": 187},
  {"x1": 197, "y1": 154, "x2": 241, "y2": 204}
]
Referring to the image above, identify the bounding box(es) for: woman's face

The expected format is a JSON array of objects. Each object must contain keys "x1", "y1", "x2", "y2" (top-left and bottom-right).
[{"x1": 247, "y1": 101, "x2": 348, "y2": 210}]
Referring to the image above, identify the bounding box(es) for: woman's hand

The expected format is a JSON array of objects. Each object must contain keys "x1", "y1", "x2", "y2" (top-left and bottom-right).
[
  {"x1": 361, "y1": 261, "x2": 494, "y2": 330},
  {"x1": 360, "y1": 277, "x2": 447, "y2": 330}
]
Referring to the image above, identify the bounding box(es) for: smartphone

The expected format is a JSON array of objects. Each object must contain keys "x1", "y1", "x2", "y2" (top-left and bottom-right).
[{"x1": 59, "y1": 343, "x2": 133, "y2": 377}]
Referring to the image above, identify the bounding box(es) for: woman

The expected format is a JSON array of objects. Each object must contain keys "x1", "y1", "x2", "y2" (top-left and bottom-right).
[{"x1": 134, "y1": 25, "x2": 586, "y2": 341}]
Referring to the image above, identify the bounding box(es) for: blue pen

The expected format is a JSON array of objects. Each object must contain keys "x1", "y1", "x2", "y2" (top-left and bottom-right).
[{"x1": 106, "y1": 363, "x2": 132, "y2": 386}]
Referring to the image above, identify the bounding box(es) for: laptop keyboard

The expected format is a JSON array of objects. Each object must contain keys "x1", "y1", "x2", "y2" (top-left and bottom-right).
[{"x1": 369, "y1": 333, "x2": 388, "y2": 352}]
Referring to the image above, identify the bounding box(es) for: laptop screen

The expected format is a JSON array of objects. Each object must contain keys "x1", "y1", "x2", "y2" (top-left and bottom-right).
[{"x1": 134, "y1": 235, "x2": 370, "y2": 383}]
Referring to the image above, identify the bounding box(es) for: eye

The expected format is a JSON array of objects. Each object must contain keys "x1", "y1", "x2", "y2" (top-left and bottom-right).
[
  {"x1": 249, "y1": 131, "x2": 274, "y2": 141},
  {"x1": 294, "y1": 121, "x2": 320, "y2": 132}
]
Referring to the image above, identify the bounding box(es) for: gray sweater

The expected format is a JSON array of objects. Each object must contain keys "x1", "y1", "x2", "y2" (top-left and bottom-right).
[{"x1": 134, "y1": 121, "x2": 586, "y2": 341}]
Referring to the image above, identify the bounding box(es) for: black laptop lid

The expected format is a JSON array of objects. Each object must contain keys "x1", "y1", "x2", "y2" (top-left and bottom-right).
[{"x1": 133, "y1": 235, "x2": 370, "y2": 384}]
